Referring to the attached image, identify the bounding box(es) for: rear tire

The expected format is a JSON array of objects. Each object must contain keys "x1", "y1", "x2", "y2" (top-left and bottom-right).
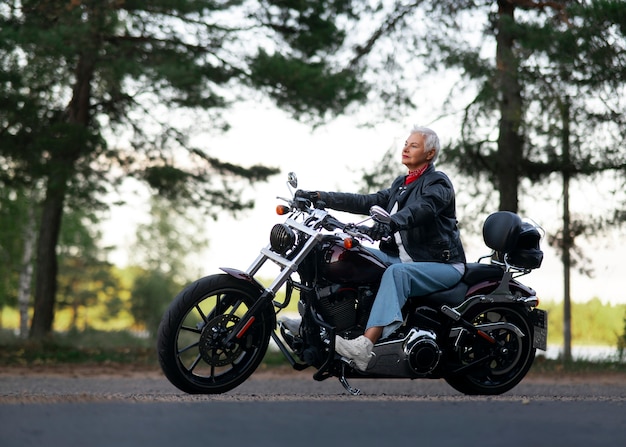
[
  {"x1": 157, "y1": 274, "x2": 274, "y2": 394},
  {"x1": 444, "y1": 305, "x2": 536, "y2": 395}
]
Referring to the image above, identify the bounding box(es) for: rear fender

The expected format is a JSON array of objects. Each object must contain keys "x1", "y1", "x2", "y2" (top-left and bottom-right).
[{"x1": 455, "y1": 273, "x2": 539, "y2": 316}]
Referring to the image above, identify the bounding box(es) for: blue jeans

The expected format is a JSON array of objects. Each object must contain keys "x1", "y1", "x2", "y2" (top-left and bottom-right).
[{"x1": 366, "y1": 248, "x2": 464, "y2": 339}]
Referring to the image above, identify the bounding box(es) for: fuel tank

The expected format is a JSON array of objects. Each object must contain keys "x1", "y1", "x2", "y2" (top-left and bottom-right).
[{"x1": 318, "y1": 237, "x2": 387, "y2": 284}]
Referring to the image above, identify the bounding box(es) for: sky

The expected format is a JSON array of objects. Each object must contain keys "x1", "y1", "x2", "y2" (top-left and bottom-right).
[{"x1": 100, "y1": 101, "x2": 625, "y2": 306}]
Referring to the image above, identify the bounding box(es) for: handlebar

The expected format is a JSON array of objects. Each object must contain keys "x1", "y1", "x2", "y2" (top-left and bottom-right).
[
  {"x1": 343, "y1": 223, "x2": 375, "y2": 244},
  {"x1": 278, "y1": 189, "x2": 374, "y2": 243},
  {"x1": 321, "y1": 215, "x2": 344, "y2": 231}
]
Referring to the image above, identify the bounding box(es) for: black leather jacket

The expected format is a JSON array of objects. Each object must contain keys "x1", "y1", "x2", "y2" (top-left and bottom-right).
[{"x1": 318, "y1": 165, "x2": 465, "y2": 263}]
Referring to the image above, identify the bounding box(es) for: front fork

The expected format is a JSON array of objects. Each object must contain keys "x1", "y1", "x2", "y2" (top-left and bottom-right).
[{"x1": 222, "y1": 218, "x2": 324, "y2": 348}]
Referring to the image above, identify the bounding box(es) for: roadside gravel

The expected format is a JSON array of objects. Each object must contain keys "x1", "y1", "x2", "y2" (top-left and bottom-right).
[{"x1": 1, "y1": 364, "x2": 625, "y2": 403}]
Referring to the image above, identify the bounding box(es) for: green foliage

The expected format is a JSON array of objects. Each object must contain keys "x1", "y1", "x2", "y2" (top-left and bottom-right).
[
  {"x1": 541, "y1": 298, "x2": 626, "y2": 347},
  {"x1": 127, "y1": 195, "x2": 211, "y2": 335},
  {"x1": 257, "y1": 0, "x2": 351, "y2": 55},
  {"x1": 248, "y1": 50, "x2": 367, "y2": 121},
  {"x1": 130, "y1": 270, "x2": 182, "y2": 337},
  {"x1": 0, "y1": 187, "x2": 33, "y2": 309},
  {"x1": 132, "y1": 196, "x2": 207, "y2": 279},
  {"x1": 55, "y1": 208, "x2": 127, "y2": 330}
]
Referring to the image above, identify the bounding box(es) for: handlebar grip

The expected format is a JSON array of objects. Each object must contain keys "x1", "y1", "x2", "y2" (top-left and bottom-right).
[{"x1": 322, "y1": 215, "x2": 345, "y2": 231}]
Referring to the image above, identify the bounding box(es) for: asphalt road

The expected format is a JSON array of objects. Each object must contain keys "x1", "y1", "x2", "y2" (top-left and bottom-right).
[{"x1": 1, "y1": 368, "x2": 625, "y2": 447}]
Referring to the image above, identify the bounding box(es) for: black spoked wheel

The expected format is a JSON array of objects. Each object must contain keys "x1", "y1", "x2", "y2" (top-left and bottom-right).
[
  {"x1": 444, "y1": 305, "x2": 536, "y2": 395},
  {"x1": 157, "y1": 274, "x2": 274, "y2": 394}
]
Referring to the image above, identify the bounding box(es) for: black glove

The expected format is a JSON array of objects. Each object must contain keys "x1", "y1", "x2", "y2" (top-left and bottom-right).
[
  {"x1": 295, "y1": 190, "x2": 320, "y2": 205},
  {"x1": 367, "y1": 222, "x2": 394, "y2": 241}
]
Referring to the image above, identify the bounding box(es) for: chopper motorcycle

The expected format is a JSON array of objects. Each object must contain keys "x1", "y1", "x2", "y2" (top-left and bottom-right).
[{"x1": 157, "y1": 173, "x2": 547, "y2": 396}]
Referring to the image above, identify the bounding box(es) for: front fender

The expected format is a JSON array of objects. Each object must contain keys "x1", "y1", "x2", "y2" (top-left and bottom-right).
[
  {"x1": 218, "y1": 268, "x2": 277, "y2": 330},
  {"x1": 220, "y1": 267, "x2": 265, "y2": 292}
]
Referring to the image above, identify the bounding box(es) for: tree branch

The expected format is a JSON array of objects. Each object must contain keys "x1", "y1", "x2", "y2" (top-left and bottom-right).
[{"x1": 349, "y1": 1, "x2": 425, "y2": 68}]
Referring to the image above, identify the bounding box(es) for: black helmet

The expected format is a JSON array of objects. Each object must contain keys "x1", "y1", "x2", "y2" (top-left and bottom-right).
[
  {"x1": 508, "y1": 222, "x2": 543, "y2": 269},
  {"x1": 483, "y1": 212, "x2": 543, "y2": 270}
]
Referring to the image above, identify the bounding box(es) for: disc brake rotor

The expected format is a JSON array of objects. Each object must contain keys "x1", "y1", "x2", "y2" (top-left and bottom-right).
[{"x1": 198, "y1": 314, "x2": 242, "y2": 366}]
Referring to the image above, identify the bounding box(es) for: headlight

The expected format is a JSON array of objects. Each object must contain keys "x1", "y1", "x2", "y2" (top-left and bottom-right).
[{"x1": 270, "y1": 224, "x2": 296, "y2": 254}]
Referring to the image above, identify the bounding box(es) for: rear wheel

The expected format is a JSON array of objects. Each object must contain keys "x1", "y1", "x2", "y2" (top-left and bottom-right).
[
  {"x1": 157, "y1": 274, "x2": 274, "y2": 394},
  {"x1": 444, "y1": 305, "x2": 536, "y2": 395}
]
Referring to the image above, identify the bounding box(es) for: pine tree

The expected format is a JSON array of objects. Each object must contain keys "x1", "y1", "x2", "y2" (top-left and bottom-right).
[{"x1": 0, "y1": 0, "x2": 369, "y2": 337}]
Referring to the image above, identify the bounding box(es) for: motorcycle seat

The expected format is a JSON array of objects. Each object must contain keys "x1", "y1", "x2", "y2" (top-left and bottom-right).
[
  {"x1": 418, "y1": 281, "x2": 469, "y2": 306},
  {"x1": 410, "y1": 263, "x2": 504, "y2": 307}
]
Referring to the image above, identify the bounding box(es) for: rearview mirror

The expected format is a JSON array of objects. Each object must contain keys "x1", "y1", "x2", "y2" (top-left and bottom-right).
[
  {"x1": 370, "y1": 205, "x2": 391, "y2": 224},
  {"x1": 287, "y1": 172, "x2": 298, "y2": 189}
]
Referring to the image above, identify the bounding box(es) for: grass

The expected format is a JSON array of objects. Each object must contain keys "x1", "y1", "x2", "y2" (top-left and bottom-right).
[
  {"x1": 530, "y1": 353, "x2": 626, "y2": 376},
  {"x1": 1, "y1": 329, "x2": 625, "y2": 377},
  {"x1": 0, "y1": 329, "x2": 157, "y2": 368}
]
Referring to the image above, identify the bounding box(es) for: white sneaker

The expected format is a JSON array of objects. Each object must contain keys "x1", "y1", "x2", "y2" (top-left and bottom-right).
[
  {"x1": 334, "y1": 335, "x2": 374, "y2": 371},
  {"x1": 279, "y1": 316, "x2": 302, "y2": 335}
]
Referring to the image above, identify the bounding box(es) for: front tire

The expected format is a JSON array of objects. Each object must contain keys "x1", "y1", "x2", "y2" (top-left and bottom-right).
[
  {"x1": 444, "y1": 305, "x2": 536, "y2": 395},
  {"x1": 157, "y1": 274, "x2": 274, "y2": 394}
]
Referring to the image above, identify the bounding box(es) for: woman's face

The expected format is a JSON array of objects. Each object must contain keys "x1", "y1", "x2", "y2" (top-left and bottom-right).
[{"x1": 401, "y1": 132, "x2": 435, "y2": 171}]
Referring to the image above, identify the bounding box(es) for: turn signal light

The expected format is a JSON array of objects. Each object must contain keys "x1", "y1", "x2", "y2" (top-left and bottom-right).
[
  {"x1": 276, "y1": 205, "x2": 291, "y2": 215},
  {"x1": 343, "y1": 237, "x2": 355, "y2": 249}
]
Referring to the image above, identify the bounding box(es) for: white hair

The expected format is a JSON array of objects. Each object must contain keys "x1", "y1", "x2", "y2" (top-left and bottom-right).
[{"x1": 410, "y1": 126, "x2": 440, "y2": 163}]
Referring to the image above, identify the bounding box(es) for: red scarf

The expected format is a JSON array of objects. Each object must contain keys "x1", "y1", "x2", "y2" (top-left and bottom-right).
[{"x1": 404, "y1": 164, "x2": 429, "y2": 185}]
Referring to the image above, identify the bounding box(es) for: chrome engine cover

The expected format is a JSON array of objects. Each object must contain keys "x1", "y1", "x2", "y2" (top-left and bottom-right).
[
  {"x1": 367, "y1": 328, "x2": 441, "y2": 378},
  {"x1": 405, "y1": 328, "x2": 441, "y2": 375}
]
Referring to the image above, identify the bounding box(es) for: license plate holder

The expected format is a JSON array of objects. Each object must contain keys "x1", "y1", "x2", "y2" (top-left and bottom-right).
[{"x1": 531, "y1": 308, "x2": 548, "y2": 351}]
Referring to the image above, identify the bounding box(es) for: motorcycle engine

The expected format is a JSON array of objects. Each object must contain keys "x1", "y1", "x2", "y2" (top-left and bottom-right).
[
  {"x1": 315, "y1": 285, "x2": 375, "y2": 332},
  {"x1": 405, "y1": 328, "x2": 441, "y2": 376}
]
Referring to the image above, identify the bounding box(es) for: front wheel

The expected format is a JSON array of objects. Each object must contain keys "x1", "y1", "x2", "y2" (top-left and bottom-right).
[
  {"x1": 157, "y1": 274, "x2": 274, "y2": 394},
  {"x1": 444, "y1": 305, "x2": 536, "y2": 395}
]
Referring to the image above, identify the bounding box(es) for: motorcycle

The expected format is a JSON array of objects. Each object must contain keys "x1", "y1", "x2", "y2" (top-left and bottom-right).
[{"x1": 157, "y1": 172, "x2": 548, "y2": 396}]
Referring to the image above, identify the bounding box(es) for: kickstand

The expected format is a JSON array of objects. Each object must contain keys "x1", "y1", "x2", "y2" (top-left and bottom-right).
[{"x1": 338, "y1": 362, "x2": 361, "y2": 396}]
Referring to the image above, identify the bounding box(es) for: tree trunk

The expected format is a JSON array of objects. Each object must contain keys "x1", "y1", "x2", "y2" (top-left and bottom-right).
[
  {"x1": 29, "y1": 53, "x2": 95, "y2": 339},
  {"x1": 29, "y1": 189, "x2": 66, "y2": 339},
  {"x1": 495, "y1": 0, "x2": 523, "y2": 212},
  {"x1": 18, "y1": 201, "x2": 36, "y2": 339},
  {"x1": 561, "y1": 98, "x2": 573, "y2": 362},
  {"x1": 562, "y1": 172, "x2": 572, "y2": 361}
]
